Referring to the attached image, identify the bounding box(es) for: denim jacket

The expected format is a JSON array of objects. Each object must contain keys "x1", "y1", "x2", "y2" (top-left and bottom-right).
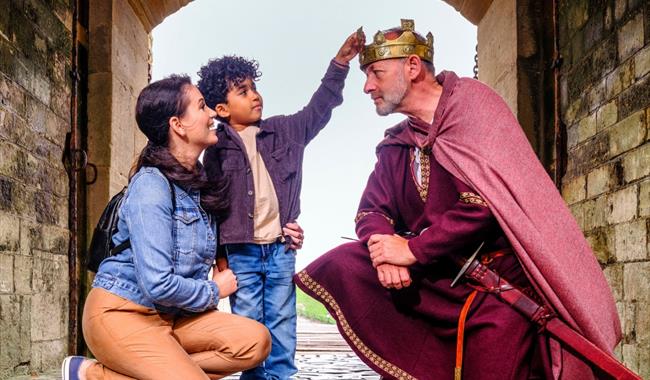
[{"x1": 92, "y1": 167, "x2": 220, "y2": 315}]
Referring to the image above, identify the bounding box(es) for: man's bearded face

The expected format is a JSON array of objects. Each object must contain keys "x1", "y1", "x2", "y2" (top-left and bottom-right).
[
  {"x1": 363, "y1": 59, "x2": 409, "y2": 116},
  {"x1": 375, "y1": 69, "x2": 408, "y2": 116}
]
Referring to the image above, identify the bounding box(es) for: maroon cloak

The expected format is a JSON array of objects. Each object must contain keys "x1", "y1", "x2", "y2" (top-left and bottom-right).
[{"x1": 295, "y1": 71, "x2": 621, "y2": 379}]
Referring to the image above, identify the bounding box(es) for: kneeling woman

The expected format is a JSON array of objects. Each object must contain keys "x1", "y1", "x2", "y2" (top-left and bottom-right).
[{"x1": 64, "y1": 75, "x2": 271, "y2": 380}]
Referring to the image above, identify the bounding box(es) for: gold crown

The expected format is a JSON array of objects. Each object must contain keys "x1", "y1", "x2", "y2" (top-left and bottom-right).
[{"x1": 359, "y1": 19, "x2": 434, "y2": 68}]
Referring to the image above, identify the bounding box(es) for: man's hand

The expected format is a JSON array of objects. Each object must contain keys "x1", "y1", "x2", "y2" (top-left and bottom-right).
[
  {"x1": 334, "y1": 28, "x2": 366, "y2": 65},
  {"x1": 376, "y1": 264, "x2": 412, "y2": 289},
  {"x1": 368, "y1": 234, "x2": 417, "y2": 267},
  {"x1": 212, "y1": 268, "x2": 237, "y2": 299},
  {"x1": 283, "y1": 221, "x2": 304, "y2": 250}
]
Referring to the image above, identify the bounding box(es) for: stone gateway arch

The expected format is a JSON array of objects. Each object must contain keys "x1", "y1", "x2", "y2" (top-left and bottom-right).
[{"x1": 0, "y1": 0, "x2": 648, "y2": 378}]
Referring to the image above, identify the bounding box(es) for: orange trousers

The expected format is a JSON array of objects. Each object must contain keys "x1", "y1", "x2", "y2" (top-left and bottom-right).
[{"x1": 82, "y1": 288, "x2": 271, "y2": 380}]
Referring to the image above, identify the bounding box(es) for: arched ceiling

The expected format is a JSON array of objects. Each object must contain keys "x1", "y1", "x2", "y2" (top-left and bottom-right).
[
  {"x1": 127, "y1": 0, "x2": 493, "y2": 33},
  {"x1": 442, "y1": 0, "x2": 494, "y2": 25},
  {"x1": 127, "y1": 0, "x2": 192, "y2": 32}
]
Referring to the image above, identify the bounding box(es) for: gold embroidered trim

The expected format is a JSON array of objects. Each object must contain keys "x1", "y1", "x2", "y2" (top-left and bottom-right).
[
  {"x1": 459, "y1": 192, "x2": 488, "y2": 207},
  {"x1": 410, "y1": 148, "x2": 430, "y2": 203},
  {"x1": 296, "y1": 271, "x2": 417, "y2": 380},
  {"x1": 355, "y1": 211, "x2": 395, "y2": 225}
]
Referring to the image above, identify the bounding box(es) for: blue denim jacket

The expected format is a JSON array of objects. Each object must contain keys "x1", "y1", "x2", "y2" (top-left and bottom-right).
[{"x1": 92, "y1": 167, "x2": 220, "y2": 315}]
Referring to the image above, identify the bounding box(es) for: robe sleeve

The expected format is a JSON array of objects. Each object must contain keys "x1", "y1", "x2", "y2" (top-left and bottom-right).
[
  {"x1": 355, "y1": 152, "x2": 397, "y2": 243},
  {"x1": 407, "y1": 176, "x2": 497, "y2": 265}
]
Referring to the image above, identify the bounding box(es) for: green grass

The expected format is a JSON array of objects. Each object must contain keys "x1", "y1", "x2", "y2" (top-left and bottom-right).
[{"x1": 296, "y1": 287, "x2": 335, "y2": 324}]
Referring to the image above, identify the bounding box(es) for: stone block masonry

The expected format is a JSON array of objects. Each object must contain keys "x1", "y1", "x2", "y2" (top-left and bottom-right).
[
  {"x1": 560, "y1": 1, "x2": 650, "y2": 376},
  {"x1": 0, "y1": 0, "x2": 72, "y2": 378}
]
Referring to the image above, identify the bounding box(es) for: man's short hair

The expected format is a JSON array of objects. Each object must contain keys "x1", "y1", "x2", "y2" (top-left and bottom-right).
[
  {"x1": 396, "y1": 57, "x2": 435, "y2": 76},
  {"x1": 423, "y1": 60, "x2": 436, "y2": 76},
  {"x1": 197, "y1": 56, "x2": 262, "y2": 110}
]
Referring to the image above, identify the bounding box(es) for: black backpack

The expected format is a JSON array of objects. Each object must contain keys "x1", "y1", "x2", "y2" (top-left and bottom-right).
[{"x1": 87, "y1": 179, "x2": 176, "y2": 272}]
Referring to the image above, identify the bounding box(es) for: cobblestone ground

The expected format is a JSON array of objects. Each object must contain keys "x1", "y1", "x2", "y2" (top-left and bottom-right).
[
  {"x1": 223, "y1": 353, "x2": 379, "y2": 380},
  {"x1": 13, "y1": 353, "x2": 379, "y2": 380},
  {"x1": 10, "y1": 317, "x2": 380, "y2": 380},
  {"x1": 16, "y1": 353, "x2": 379, "y2": 380}
]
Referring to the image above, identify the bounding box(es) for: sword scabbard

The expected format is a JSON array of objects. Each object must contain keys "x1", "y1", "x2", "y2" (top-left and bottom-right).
[{"x1": 463, "y1": 259, "x2": 641, "y2": 380}]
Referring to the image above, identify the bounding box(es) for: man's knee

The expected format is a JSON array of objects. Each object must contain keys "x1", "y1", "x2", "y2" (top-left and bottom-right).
[{"x1": 319, "y1": 242, "x2": 370, "y2": 270}]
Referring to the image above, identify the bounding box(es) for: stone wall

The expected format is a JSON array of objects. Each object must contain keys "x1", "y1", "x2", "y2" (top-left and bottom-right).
[
  {"x1": 477, "y1": 0, "x2": 518, "y2": 114},
  {"x1": 559, "y1": 0, "x2": 650, "y2": 376},
  {"x1": 478, "y1": 0, "x2": 555, "y2": 171},
  {"x1": 87, "y1": 0, "x2": 149, "y2": 239},
  {"x1": 1, "y1": 0, "x2": 646, "y2": 378},
  {"x1": 0, "y1": 0, "x2": 189, "y2": 377},
  {"x1": 0, "y1": 0, "x2": 72, "y2": 378}
]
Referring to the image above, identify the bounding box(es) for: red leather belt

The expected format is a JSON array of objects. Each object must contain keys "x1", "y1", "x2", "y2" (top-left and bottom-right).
[{"x1": 456, "y1": 251, "x2": 640, "y2": 380}]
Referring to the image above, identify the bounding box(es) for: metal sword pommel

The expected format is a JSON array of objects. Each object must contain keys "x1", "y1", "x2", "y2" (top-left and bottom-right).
[{"x1": 450, "y1": 241, "x2": 484, "y2": 288}]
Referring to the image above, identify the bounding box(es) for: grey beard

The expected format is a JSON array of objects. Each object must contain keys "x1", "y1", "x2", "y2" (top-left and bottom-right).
[
  {"x1": 376, "y1": 103, "x2": 395, "y2": 116},
  {"x1": 375, "y1": 73, "x2": 408, "y2": 116}
]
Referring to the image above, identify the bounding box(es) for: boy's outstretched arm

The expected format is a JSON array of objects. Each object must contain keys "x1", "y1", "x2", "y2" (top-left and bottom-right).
[{"x1": 268, "y1": 30, "x2": 365, "y2": 145}]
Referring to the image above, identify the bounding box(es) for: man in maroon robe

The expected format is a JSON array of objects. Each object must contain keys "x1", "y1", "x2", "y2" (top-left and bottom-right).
[{"x1": 294, "y1": 20, "x2": 621, "y2": 380}]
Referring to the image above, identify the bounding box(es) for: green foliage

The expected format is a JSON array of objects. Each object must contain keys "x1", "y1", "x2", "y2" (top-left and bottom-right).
[{"x1": 296, "y1": 288, "x2": 335, "y2": 324}]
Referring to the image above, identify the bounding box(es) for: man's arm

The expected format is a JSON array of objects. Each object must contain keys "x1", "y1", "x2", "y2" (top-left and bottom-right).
[
  {"x1": 355, "y1": 153, "x2": 398, "y2": 242},
  {"x1": 407, "y1": 179, "x2": 494, "y2": 265},
  {"x1": 369, "y1": 176, "x2": 496, "y2": 268},
  {"x1": 354, "y1": 150, "x2": 413, "y2": 289}
]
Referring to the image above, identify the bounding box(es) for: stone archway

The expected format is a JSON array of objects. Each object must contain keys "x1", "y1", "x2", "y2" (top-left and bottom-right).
[
  {"x1": 84, "y1": 0, "x2": 519, "y2": 238},
  {"x1": 85, "y1": 0, "x2": 494, "y2": 229},
  {"x1": 80, "y1": 1, "x2": 650, "y2": 377},
  {"x1": 2, "y1": 0, "x2": 647, "y2": 377},
  {"x1": 80, "y1": 0, "x2": 543, "y2": 355}
]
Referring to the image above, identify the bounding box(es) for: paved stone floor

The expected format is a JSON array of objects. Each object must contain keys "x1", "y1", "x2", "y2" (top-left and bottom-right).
[
  {"x1": 222, "y1": 353, "x2": 379, "y2": 380},
  {"x1": 12, "y1": 354, "x2": 379, "y2": 380},
  {"x1": 9, "y1": 317, "x2": 379, "y2": 380},
  {"x1": 223, "y1": 317, "x2": 379, "y2": 380}
]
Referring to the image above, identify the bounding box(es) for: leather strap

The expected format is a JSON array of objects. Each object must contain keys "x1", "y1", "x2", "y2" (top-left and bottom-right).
[
  {"x1": 455, "y1": 290, "x2": 478, "y2": 380},
  {"x1": 462, "y1": 257, "x2": 641, "y2": 380}
]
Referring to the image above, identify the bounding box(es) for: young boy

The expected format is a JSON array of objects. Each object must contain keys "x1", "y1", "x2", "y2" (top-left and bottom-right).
[{"x1": 198, "y1": 33, "x2": 363, "y2": 380}]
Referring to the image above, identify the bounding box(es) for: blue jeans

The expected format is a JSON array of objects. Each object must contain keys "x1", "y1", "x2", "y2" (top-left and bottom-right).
[{"x1": 226, "y1": 242, "x2": 297, "y2": 380}]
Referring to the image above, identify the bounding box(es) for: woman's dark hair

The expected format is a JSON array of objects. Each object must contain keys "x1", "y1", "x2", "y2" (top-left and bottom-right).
[
  {"x1": 132, "y1": 74, "x2": 229, "y2": 219},
  {"x1": 197, "y1": 55, "x2": 262, "y2": 121}
]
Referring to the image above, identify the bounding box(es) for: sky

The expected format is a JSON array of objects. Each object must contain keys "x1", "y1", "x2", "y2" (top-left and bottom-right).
[{"x1": 151, "y1": 0, "x2": 477, "y2": 270}]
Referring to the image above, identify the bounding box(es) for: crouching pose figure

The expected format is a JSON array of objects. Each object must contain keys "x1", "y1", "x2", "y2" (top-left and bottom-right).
[{"x1": 63, "y1": 75, "x2": 271, "y2": 380}]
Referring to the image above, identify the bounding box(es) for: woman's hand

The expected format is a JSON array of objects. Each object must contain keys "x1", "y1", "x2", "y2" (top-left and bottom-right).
[
  {"x1": 216, "y1": 256, "x2": 228, "y2": 271},
  {"x1": 212, "y1": 268, "x2": 237, "y2": 299}
]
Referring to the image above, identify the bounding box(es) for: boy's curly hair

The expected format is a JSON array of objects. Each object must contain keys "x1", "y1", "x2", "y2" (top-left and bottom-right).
[{"x1": 197, "y1": 56, "x2": 262, "y2": 111}]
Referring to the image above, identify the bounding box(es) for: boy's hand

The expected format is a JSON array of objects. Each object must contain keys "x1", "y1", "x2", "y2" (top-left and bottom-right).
[
  {"x1": 335, "y1": 28, "x2": 366, "y2": 65},
  {"x1": 212, "y1": 268, "x2": 237, "y2": 299},
  {"x1": 283, "y1": 221, "x2": 304, "y2": 250}
]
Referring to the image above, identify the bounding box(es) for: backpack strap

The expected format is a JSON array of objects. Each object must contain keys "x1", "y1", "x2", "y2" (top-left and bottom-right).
[{"x1": 111, "y1": 176, "x2": 176, "y2": 255}]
